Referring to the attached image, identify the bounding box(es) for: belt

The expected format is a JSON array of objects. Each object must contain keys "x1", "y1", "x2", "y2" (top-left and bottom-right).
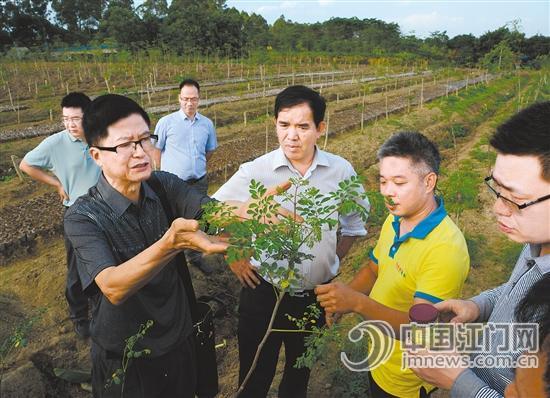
[
  {"x1": 185, "y1": 174, "x2": 206, "y2": 184},
  {"x1": 258, "y1": 275, "x2": 338, "y2": 298},
  {"x1": 285, "y1": 271, "x2": 341, "y2": 298},
  {"x1": 290, "y1": 289, "x2": 315, "y2": 298}
]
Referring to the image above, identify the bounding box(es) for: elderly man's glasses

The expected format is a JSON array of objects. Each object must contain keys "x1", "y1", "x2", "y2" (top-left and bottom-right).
[
  {"x1": 484, "y1": 175, "x2": 550, "y2": 210},
  {"x1": 93, "y1": 135, "x2": 158, "y2": 156}
]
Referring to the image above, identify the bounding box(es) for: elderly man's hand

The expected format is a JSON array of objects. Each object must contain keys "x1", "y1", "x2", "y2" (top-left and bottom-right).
[
  {"x1": 315, "y1": 281, "x2": 362, "y2": 315},
  {"x1": 165, "y1": 218, "x2": 229, "y2": 254},
  {"x1": 409, "y1": 349, "x2": 468, "y2": 390}
]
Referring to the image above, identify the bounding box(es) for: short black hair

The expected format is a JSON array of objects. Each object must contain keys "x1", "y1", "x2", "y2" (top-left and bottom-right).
[
  {"x1": 515, "y1": 273, "x2": 550, "y2": 396},
  {"x1": 274, "y1": 85, "x2": 326, "y2": 127},
  {"x1": 490, "y1": 101, "x2": 550, "y2": 181},
  {"x1": 179, "y1": 78, "x2": 200, "y2": 92},
  {"x1": 61, "y1": 92, "x2": 91, "y2": 111},
  {"x1": 83, "y1": 94, "x2": 150, "y2": 146},
  {"x1": 515, "y1": 273, "x2": 550, "y2": 347},
  {"x1": 543, "y1": 334, "x2": 550, "y2": 397},
  {"x1": 377, "y1": 131, "x2": 441, "y2": 174}
]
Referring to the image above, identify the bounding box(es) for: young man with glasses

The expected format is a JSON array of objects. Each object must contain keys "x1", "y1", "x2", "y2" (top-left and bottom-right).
[
  {"x1": 19, "y1": 92, "x2": 100, "y2": 339},
  {"x1": 411, "y1": 101, "x2": 550, "y2": 398},
  {"x1": 315, "y1": 131, "x2": 470, "y2": 398},
  {"x1": 152, "y1": 78, "x2": 218, "y2": 274}
]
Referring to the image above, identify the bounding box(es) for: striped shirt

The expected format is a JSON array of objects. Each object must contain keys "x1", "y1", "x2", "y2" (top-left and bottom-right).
[{"x1": 450, "y1": 244, "x2": 550, "y2": 398}]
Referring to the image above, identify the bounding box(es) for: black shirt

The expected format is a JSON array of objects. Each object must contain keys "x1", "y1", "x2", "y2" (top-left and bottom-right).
[{"x1": 64, "y1": 171, "x2": 210, "y2": 357}]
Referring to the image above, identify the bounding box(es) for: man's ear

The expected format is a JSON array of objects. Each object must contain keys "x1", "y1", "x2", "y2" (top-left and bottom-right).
[
  {"x1": 89, "y1": 147, "x2": 102, "y2": 167},
  {"x1": 425, "y1": 172, "x2": 438, "y2": 193},
  {"x1": 316, "y1": 121, "x2": 327, "y2": 138}
]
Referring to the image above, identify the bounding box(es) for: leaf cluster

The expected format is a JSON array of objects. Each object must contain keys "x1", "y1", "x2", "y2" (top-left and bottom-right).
[{"x1": 202, "y1": 177, "x2": 369, "y2": 294}]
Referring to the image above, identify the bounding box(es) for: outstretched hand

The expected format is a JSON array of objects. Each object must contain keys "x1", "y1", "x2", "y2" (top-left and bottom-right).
[{"x1": 166, "y1": 218, "x2": 229, "y2": 254}]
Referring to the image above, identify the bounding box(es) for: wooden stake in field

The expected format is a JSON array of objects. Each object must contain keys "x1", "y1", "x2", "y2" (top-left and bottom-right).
[
  {"x1": 146, "y1": 84, "x2": 152, "y2": 105},
  {"x1": 243, "y1": 111, "x2": 247, "y2": 127},
  {"x1": 265, "y1": 122, "x2": 269, "y2": 153},
  {"x1": 420, "y1": 78, "x2": 424, "y2": 109},
  {"x1": 385, "y1": 92, "x2": 389, "y2": 119},
  {"x1": 323, "y1": 112, "x2": 330, "y2": 150},
  {"x1": 517, "y1": 76, "x2": 521, "y2": 112},
  {"x1": 11, "y1": 155, "x2": 24, "y2": 182},
  {"x1": 7, "y1": 85, "x2": 14, "y2": 110}
]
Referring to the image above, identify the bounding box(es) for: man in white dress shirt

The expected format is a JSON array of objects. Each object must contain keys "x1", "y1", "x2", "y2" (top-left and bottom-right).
[{"x1": 213, "y1": 85, "x2": 369, "y2": 397}]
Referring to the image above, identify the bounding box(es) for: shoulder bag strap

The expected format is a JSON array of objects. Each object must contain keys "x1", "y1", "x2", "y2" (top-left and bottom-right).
[{"x1": 147, "y1": 176, "x2": 199, "y2": 321}]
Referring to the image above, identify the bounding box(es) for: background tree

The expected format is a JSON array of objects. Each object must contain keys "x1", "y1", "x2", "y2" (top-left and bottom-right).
[
  {"x1": 481, "y1": 41, "x2": 518, "y2": 72},
  {"x1": 51, "y1": 0, "x2": 104, "y2": 39},
  {"x1": 100, "y1": 0, "x2": 146, "y2": 49},
  {"x1": 136, "y1": 0, "x2": 168, "y2": 46},
  {"x1": 448, "y1": 34, "x2": 478, "y2": 65}
]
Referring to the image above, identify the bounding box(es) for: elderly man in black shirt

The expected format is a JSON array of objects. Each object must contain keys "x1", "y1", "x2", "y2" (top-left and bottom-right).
[{"x1": 64, "y1": 94, "x2": 275, "y2": 398}]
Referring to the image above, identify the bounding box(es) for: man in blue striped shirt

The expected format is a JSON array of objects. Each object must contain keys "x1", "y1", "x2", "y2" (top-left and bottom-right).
[{"x1": 411, "y1": 101, "x2": 550, "y2": 398}]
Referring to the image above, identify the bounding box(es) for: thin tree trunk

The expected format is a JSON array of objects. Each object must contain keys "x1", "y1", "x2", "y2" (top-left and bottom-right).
[{"x1": 236, "y1": 292, "x2": 285, "y2": 396}]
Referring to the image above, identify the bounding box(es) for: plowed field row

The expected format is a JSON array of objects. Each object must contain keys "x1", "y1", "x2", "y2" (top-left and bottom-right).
[
  {"x1": 0, "y1": 69, "x2": 433, "y2": 142},
  {"x1": 0, "y1": 73, "x2": 491, "y2": 264}
]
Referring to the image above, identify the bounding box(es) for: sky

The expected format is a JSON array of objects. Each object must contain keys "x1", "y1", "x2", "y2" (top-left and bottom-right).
[{"x1": 225, "y1": 0, "x2": 550, "y2": 38}]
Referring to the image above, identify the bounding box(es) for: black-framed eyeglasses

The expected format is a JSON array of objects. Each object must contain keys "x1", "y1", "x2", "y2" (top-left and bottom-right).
[
  {"x1": 484, "y1": 175, "x2": 550, "y2": 210},
  {"x1": 93, "y1": 135, "x2": 158, "y2": 156}
]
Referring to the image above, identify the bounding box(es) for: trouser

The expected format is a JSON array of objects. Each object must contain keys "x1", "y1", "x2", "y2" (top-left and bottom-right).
[
  {"x1": 237, "y1": 278, "x2": 326, "y2": 398},
  {"x1": 91, "y1": 334, "x2": 197, "y2": 398},
  {"x1": 63, "y1": 213, "x2": 88, "y2": 322},
  {"x1": 184, "y1": 174, "x2": 208, "y2": 265},
  {"x1": 367, "y1": 372, "x2": 435, "y2": 398}
]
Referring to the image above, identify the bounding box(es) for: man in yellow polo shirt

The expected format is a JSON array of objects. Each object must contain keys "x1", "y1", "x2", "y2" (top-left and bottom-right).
[{"x1": 316, "y1": 131, "x2": 470, "y2": 398}]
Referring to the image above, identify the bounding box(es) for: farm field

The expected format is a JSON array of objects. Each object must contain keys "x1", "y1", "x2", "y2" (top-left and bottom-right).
[{"x1": 0, "y1": 56, "x2": 548, "y2": 397}]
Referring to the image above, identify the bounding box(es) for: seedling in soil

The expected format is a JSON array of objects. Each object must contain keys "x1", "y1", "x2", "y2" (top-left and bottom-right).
[
  {"x1": 202, "y1": 176, "x2": 369, "y2": 396},
  {"x1": 105, "y1": 320, "x2": 153, "y2": 397}
]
